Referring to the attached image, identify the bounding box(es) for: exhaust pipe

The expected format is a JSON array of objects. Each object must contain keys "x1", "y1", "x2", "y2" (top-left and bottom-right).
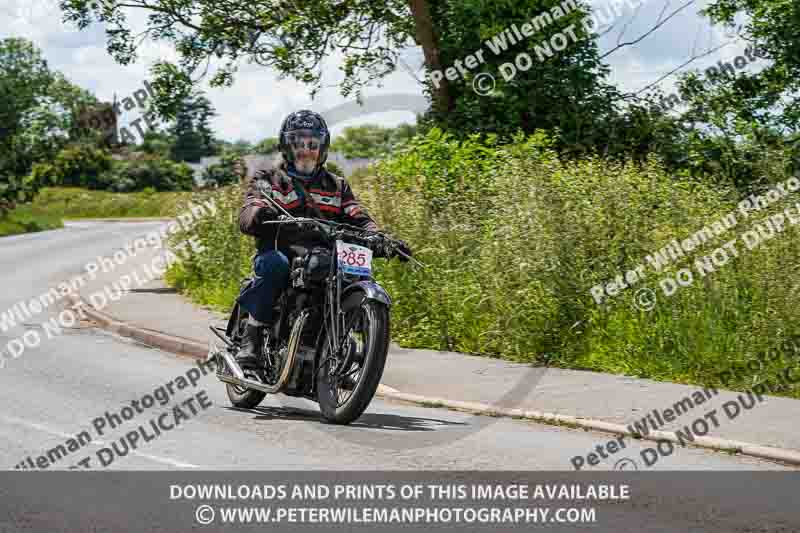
[{"x1": 214, "y1": 310, "x2": 309, "y2": 394}]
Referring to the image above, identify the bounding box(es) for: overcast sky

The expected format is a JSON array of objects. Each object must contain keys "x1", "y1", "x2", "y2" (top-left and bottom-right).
[{"x1": 0, "y1": 0, "x2": 759, "y2": 143}]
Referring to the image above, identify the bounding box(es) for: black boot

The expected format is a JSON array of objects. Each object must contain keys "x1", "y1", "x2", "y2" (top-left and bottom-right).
[{"x1": 236, "y1": 323, "x2": 264, "y2": 367}]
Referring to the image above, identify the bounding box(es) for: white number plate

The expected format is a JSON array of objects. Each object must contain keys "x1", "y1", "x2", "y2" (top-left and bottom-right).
[{"x1": 336, "y1": 241, "x2": 373, "y2": 276}]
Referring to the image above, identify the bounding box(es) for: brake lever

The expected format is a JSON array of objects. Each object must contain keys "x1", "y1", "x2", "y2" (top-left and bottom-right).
[{"x1": 382, "y1": 236, "x2": 427, "y2": 268}]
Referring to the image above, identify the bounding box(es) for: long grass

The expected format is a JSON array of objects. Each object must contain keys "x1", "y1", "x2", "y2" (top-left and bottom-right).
[
  {"x1": 29, "y1": 187, "x2": 194, "y2": 219},
  {"x1": 165, "y1": 131, "x2": 800, "y2": 398}
]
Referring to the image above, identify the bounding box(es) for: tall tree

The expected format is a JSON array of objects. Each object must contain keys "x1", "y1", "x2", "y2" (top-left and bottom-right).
[
  {"x1": 62, "y1": 0, "x2": 418, "y2": 118},
  {"x1": 169, "y1": 91, "x2": 217, "y2": 162},
  {"x1": 60, "y1": 1, "x2": 624, "y2": 141},
  {"x1": 703, "y1": 0, "x2": 800, "y2": 132},
  {"x1": 0, "y1": 38, "x2": 53, "y2": 154},
  {"x1": 0, "y1": 38, "x2": 95, "y2": 212},
  {"x1": 194, "y1": 94, "x2": 217, "y2": 156}
]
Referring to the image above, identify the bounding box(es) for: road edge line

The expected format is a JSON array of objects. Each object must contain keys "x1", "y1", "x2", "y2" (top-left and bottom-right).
[{"x1": 66, "y1": 295, "x2": 800, "y2": 467}]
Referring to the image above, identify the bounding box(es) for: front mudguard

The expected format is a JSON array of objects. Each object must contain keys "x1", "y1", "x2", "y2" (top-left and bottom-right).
[{"x1": 341, "y1": 280, "x2": 392, "y2": 310}]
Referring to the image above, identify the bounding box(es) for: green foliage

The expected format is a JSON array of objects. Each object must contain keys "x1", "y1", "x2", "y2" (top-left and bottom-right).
[
  {"x1": 29, "y1": 144, "x2": 113, "y2": 189},
  {"x1": 423, "y1": 1, "x2": 620, "y2": 142},
  {"x1": 26, "y1": 187, "x2": 193, "y2": 218},
  {"x1": 62, "y1": 0, "x2": 414, "y2": 115},
  {"x1": 254, "y1": 137, "x2": 279, "y2": 155},
  {"x1": 0, "y1": 203, "x2": 63, "y2": 237},
  {"x1": 331, "y1": 123, "x2": 417, "y2": 159},
  {"x1": 703, "y1": 0, "x2": 800, "y2": 131},
  {"x1": 374, "y1": 127, "x2": 503, "y2": 209},
  {"x1": 0, "y1": 38, "x2": 99, "y2": 213},
  {"x1": 169, "y1": 91, "x2": 217, "y2": 162},
  {"x1": 98, "y1": 154, "x2": 194, "y2": 192},
  {"x1": 165, "y1": 131, "x2": 800, "y2": 398},
  {"x1": 355, "y1": 131, "x2": 800, "y2": 397},
  {"x1": 164, "y1": 184, "x2": 251, "y2": 309},
  {"x1": 0, "y1": 173, "x2": 41, "y2": 214},
  {"x1": 139, "y1": 131, "x2": 175, "y2": 157},
  {"x1": 218, "y1": 139, "x2": 253, "y2": 158},
  {"x1": 325, "y1": 161, "x2": 345, "y2": 176},
  {"x1": 202, "y1": 152, "x2": 241, "y2": 188},
  {"x1": 0, "y1": 38, "x2": 57, "y2": 212}
]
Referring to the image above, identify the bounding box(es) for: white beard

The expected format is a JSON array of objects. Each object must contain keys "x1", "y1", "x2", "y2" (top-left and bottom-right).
[{"x1": 294, "y1": 155, "x2": 317, "y2": 175}]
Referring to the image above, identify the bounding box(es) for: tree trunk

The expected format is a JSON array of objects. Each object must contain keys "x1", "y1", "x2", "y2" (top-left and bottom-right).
[{"x1": 408, "y1": 0, "x2": 453, "y2": 113}]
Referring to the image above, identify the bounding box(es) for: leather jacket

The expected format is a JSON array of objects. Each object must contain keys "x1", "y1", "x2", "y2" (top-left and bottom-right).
[{"x1": 239, "y1": 163, "x2": 379, "y2": 253}]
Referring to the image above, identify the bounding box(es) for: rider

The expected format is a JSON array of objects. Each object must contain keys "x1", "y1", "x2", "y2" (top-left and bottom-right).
[{"x1": 235, "y1": 110, "x2": 411, "y2": 364}]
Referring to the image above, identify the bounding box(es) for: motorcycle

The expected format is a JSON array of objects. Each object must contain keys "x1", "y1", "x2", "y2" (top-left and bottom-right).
[{"x1": 207, "y1": 208, "x2": 421, "y2": 425}]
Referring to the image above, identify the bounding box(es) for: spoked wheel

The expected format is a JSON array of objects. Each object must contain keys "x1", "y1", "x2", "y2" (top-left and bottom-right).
[
  {"x1": 316, "y1": 298, "x2": 390, "y2": 425},
  {"x1": 225, "y1": 308, "x2": 268, "y2": 409}
]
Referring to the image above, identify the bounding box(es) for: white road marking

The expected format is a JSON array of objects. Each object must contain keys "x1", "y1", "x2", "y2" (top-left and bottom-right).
[{"x1": 0, "y1": 413, "x2": 200, "y2": 469}]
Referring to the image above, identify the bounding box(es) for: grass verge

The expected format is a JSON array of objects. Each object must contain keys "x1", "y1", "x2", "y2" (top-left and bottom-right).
[
  {"x1": 0, "y1": 204, "x2": 64, "y2": 237},
  {"x1": 31, "y1": 187, "x2": 194, "y2": 219}
]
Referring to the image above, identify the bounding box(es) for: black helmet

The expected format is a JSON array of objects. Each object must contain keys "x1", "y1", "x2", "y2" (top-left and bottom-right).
[{"x1": 278, "y1": 110, "x2": 330, "y2": 177}]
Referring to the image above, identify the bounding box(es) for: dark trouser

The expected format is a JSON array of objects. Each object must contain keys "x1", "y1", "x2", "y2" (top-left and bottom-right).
[{"x1": 237, "y1": 250, "x2": 291, "y2": 323}]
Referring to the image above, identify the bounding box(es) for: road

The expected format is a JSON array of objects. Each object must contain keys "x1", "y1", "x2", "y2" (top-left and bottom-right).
[
  {"x1": 0, "y1": 221, "x2": 791, "y2": 472},
  {"x1": 1, "y1": 221, "x2": 798, "y2": 532}
]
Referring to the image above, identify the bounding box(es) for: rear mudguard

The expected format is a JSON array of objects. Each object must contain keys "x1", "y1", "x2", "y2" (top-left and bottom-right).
[{"x1": 225, "y1": 301, "x2": 241, "y2": 339}]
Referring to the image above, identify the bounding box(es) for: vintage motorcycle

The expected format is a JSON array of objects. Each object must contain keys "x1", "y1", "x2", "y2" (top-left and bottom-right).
[{"x1": 207, "y1": 210, "x2": 419, "y2": 425}]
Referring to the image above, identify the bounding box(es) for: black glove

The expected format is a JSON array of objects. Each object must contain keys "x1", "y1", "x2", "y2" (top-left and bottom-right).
[
  {"x1": 394, "y1": 239, "x2": 413, "y2": 262},
  {"x1": 255, "y1": 203, "x2": 278, "y2": 224},
  {"x1": 365, "y1": 235, "x2": 389, "y2": 258}
]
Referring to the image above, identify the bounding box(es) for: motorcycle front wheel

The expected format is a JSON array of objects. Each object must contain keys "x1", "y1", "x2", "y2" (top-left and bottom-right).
[{"x1": 316, "y1": 298, "x2": 390, "y2": 425}]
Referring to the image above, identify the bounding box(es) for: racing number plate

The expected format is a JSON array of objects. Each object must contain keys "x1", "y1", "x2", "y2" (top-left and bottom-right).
[{"x1": 336, "y1": 240, "x2": 373, "y2": 276}]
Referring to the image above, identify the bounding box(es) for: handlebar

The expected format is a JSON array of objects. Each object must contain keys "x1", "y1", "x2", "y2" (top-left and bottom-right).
[
  {"x1": 262, "y1": 216, "x2": 387, "y2": 246},
  {"x1": 261, "y1": 216, "x2": 423, "y2": 266}
]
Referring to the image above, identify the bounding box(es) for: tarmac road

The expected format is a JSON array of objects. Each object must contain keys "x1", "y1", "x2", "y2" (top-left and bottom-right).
[
  {"x1": 0, "y1": 221, "x2": 791, "y2": 472},
  {"x1": 0, "y1": 221, "x2": 798, "y2": 532}
]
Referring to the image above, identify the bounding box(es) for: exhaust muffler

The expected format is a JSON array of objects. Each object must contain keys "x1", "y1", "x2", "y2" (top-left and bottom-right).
[{"x1": 213, "y1": 310, "x2": 309, "y2": 394}]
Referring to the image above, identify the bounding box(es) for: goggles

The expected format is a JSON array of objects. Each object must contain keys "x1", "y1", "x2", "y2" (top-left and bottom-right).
[{"x1": 286, "y1": 130, "x2": 325, "y2": 151}]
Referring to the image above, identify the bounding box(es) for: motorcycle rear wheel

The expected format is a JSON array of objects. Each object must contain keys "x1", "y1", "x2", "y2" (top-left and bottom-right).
[{"x1": 316, "y1": 298, "x2": 390, "y2": 425}]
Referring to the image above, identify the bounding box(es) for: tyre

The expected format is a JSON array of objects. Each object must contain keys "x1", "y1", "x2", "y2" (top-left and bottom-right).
[
  {"x1": 225, "y1": 306, "x2": 267, "y2": 409},
  {"x1": 316, "y1": 297, "x2": 390, "y2": 424}
]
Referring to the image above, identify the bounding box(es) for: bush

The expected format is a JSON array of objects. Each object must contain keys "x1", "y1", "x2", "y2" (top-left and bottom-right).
[
  {"x1": 0, "y1": 202, "x2": 63, "y2": 236},
  {"x1": 0, "y1": 171, "x2": 38, "y2": 215},
  {"x1": 98, "y1": 154, "x2": 194, "y2": 192},
  {"x1": 201, "y1": 152, "x2": 241, "y2": 188},
  {"x1": 28, "y1": 143, "x2": 113, "y2": 189},
  {"x1": 165, "y1": 183, "x2": 250, "y2": 309},
  {"x1": 164, "y1": 129, "x2": 800, "y2": 398},
  {"x1": 357, "y1": 129, "x2": 800, "y2": 396}
]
